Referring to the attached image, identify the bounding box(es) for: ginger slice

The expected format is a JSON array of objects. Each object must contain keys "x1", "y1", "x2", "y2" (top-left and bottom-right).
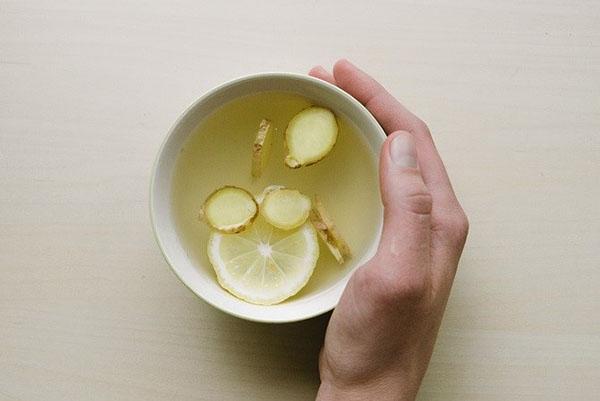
[
  {"x1": 255, "y1": 184, "x2": 285, "y2": 204},
  {"x1": 284, "y1": 107, "x2": 338, "y2": 168},
  {"x1": 199, "y1": 186, "x2": 258, "y2": 233},
  {"x1": 261, "y1": 188, "x2": 311, "y2": 230},
  {"x1": 251, "y1": 119, "x2": 273, "y2": 178},
  {"x1": 309, "y1": 196, "x2": 351, "y2": 264}
]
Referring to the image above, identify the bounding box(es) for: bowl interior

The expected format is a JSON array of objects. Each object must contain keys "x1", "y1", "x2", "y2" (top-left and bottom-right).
[{"x1": 150, "y1": 73, "x2": 385, "y2": 322}]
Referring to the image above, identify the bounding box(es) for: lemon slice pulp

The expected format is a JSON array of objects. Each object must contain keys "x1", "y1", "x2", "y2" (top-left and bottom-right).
[{"x1": 207, "y1": 217, "x2": 319, "y2": 305}]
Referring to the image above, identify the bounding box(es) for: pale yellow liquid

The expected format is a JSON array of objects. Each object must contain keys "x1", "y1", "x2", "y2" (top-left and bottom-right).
[{"x1": 171, "y1": 91, "x2": 382, "y2": 300}]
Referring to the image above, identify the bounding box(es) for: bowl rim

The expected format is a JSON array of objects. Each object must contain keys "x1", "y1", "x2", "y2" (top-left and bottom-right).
[{"x1": 149, "y1": 72, "x2": 386, "y2": 323}]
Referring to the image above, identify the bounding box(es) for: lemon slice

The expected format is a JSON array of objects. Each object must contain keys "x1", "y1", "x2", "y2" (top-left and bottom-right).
[{"x1": 207, "y1": 217, "x2": 319, "y2": 305}]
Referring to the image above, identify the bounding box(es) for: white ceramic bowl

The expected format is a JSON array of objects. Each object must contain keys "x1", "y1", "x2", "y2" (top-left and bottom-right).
[{"x1": 150, "y1": 73, "x2": 385, "y2": 323}]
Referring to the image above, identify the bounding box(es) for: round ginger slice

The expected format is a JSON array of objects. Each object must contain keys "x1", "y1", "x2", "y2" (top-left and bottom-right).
[
  {"x1": 255, "y1": 184, "x2": 285, "y2": 204},
  {"x1": 261, "y1": 188, "x2": 311, "y2": 230},
  {"x1": 200, "y1": 186, "x2": 258, "y2": 233},
  {"x1": 284, "y1": 107, "x2": 338, "y2": 168}
]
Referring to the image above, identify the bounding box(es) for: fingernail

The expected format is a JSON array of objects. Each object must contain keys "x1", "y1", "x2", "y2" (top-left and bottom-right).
[{"x1": 390, "y1": 132, "x2": 417, "y2": 168}]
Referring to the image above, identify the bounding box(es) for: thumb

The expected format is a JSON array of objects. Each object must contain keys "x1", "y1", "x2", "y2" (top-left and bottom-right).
[{"x1": 376, "y1": 131, "x2": 432, "y2": 266}]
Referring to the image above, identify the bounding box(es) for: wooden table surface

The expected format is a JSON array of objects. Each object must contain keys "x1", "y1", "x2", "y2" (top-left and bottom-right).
[{"x1": 2, "y1": 1, "x2": 599, "y2": 400}]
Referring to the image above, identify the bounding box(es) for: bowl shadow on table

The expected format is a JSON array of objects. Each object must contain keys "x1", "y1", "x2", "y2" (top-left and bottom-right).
[{"x1": 209, "y1": 306, "x2": 330, "y2": 396}]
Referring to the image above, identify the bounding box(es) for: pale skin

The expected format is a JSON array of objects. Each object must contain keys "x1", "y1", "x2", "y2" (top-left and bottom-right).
[{"x1": 309, "y1": 60, "x2": 469, "y2": 401}]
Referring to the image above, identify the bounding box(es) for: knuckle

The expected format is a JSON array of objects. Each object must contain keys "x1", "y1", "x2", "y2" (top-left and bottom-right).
[
  {"x1": 357, "y1": 264, "x2": 430, "y2": 308},
  {"x1": 400, "y1": 183, "x2": 433, "y2": 216},
  {"x1": 439, "y1": 209, "x2": 470, "y2": 246},
  {"x1": 413, "y1": 117, "x2": 430, "y2": 135},
  {"x1": 387, "y1": 275, "x2": 429, "y2": 304},
  {"x1": 455, "y1": 211, "x2": 470, "y2": 239}
]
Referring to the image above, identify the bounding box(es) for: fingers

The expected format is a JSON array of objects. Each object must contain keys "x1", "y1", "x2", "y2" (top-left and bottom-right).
[
  {"x1": 309, "y1": 61, "x2": 467, "y2": 296},
  {"x1": 375, "y1": 131, "x2": 432, "y2": 283},
  {"x1": 332, "y1": 59, "x2": 422, "y2": 133},
  {"x1": 309, "y1": 65, "x2": 337, "y2": 85},
  {"x1": 379, "y1": 131, "x2": 432, "y2": 231},
  {"x1": 332, "y1": 59, "x2": 461, "y2": 214}
]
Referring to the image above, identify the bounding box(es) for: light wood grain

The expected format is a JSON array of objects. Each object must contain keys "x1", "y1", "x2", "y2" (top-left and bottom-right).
[{"x1": 1, "y1": 1, "x2": 599, "y2": 400}]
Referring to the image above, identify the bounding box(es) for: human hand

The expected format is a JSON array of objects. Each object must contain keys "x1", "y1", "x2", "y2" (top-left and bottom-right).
[{"x1": 310, "y1": 60, "x2": 469, "y2": 401}]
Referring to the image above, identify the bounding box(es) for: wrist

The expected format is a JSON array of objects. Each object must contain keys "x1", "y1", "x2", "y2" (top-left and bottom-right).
[{"x1": 316, "y1": 377, "x2": 417, "y2": 401}]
